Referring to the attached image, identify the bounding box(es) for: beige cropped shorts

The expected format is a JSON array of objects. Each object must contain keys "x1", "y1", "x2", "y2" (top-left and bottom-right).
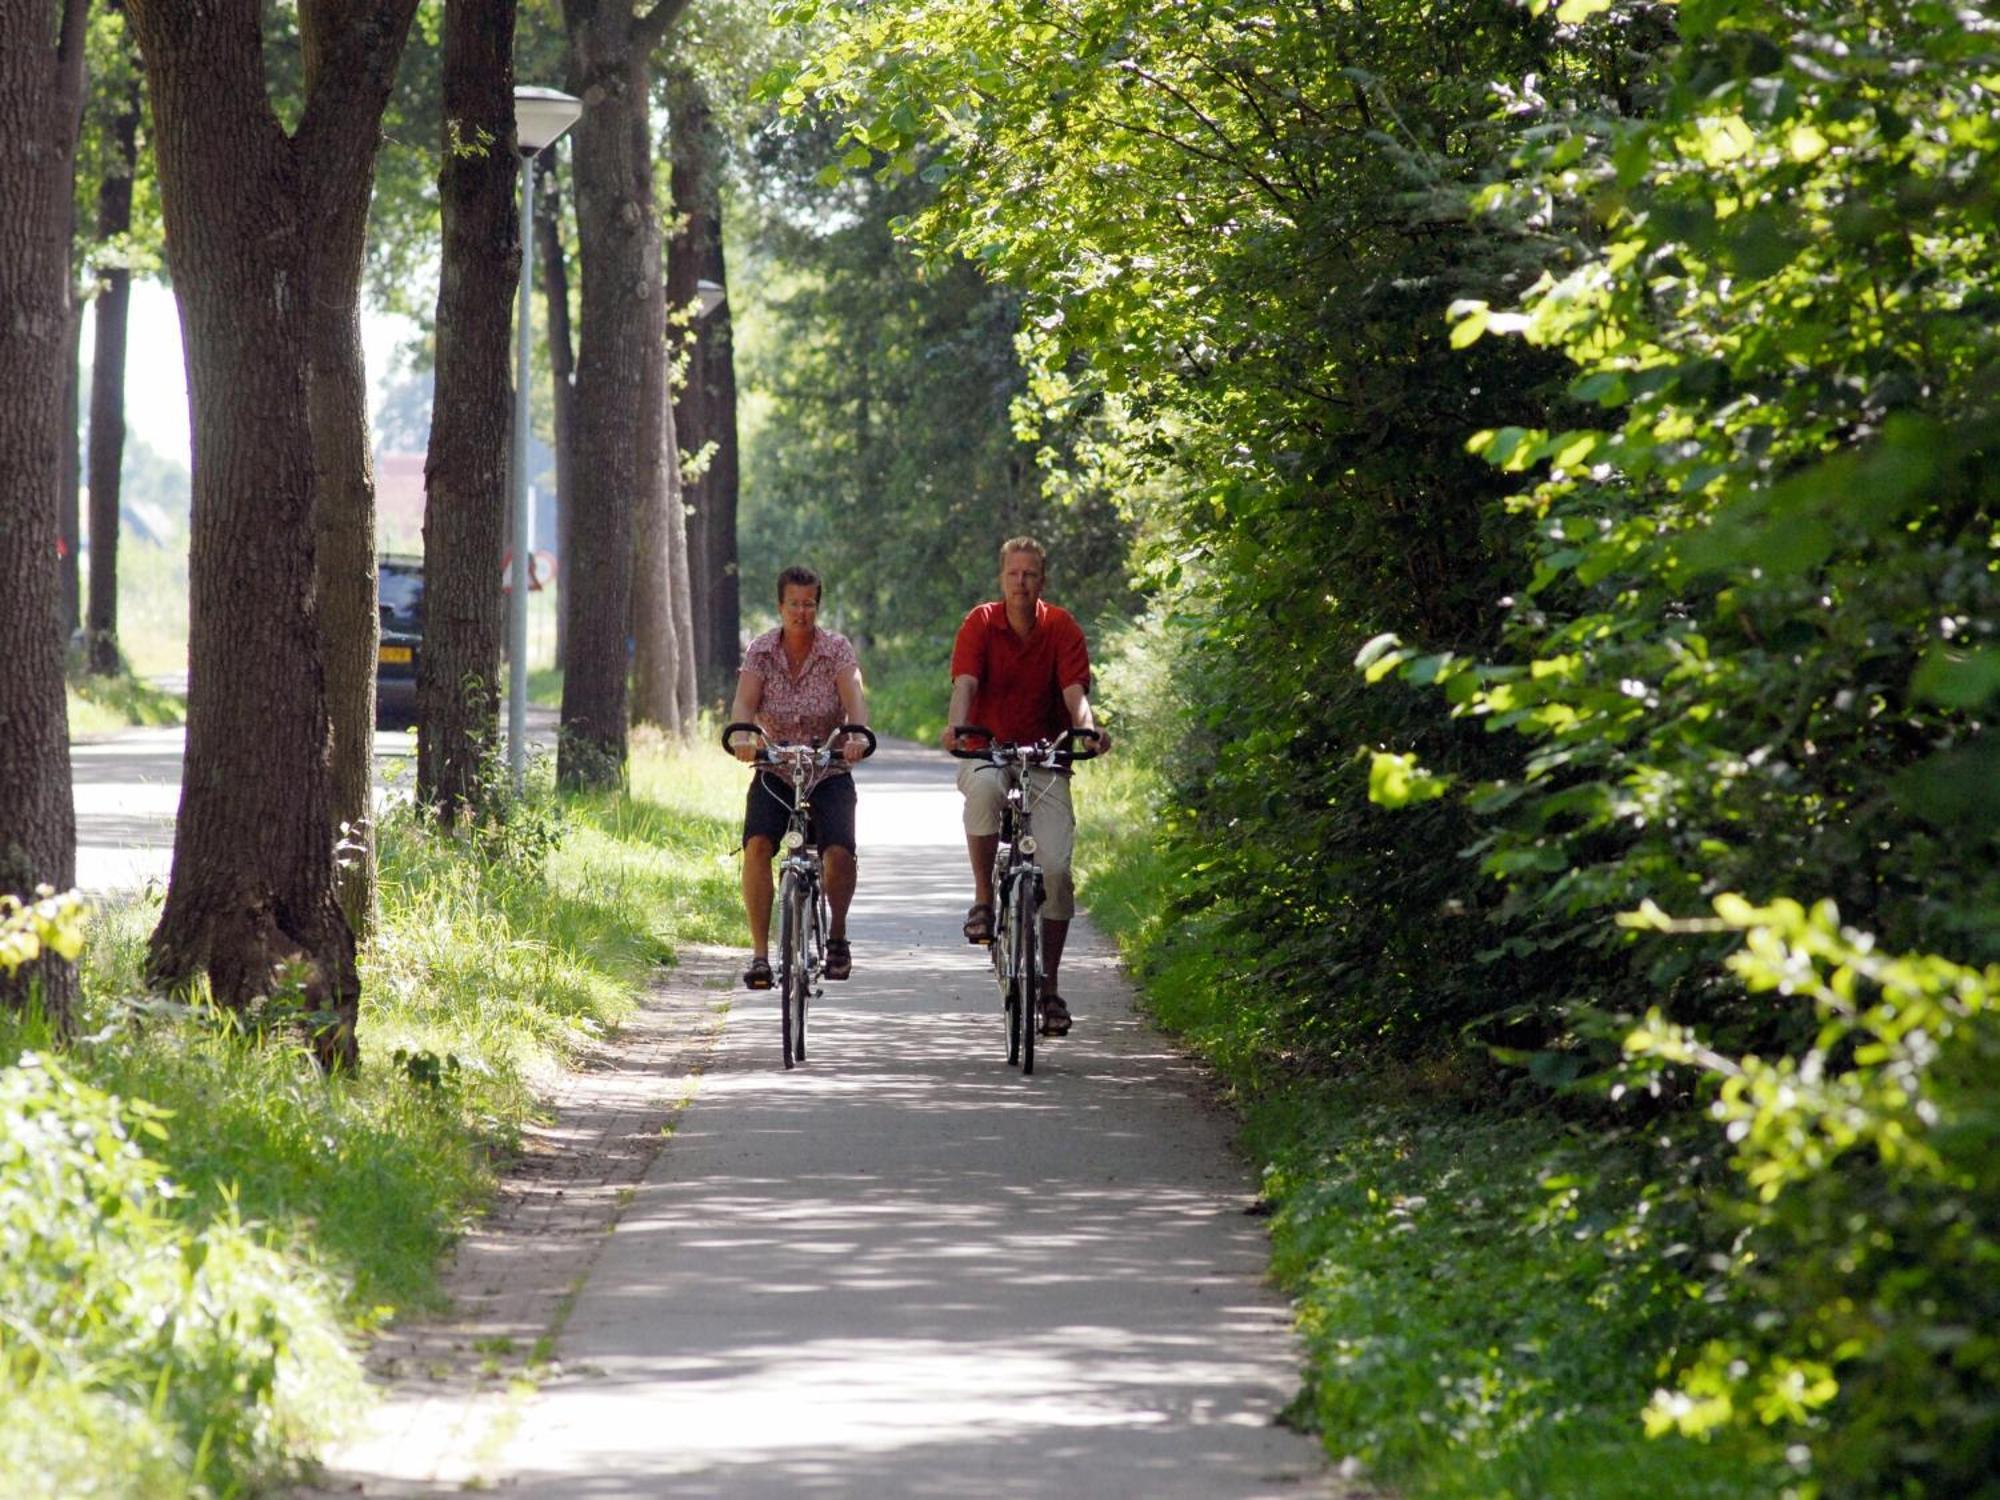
[{"x1": 956, "y1": 762, "x2": 1077, "y2": 920}]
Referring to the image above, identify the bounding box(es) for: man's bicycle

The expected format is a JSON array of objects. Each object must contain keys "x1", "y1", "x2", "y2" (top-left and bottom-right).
[
  {"x1": 723, "y1": 720, "x2": 878, "y2": 1070},
  {"x1": 949, "y1": 725, "x2": 1103, "y2": 1075}
]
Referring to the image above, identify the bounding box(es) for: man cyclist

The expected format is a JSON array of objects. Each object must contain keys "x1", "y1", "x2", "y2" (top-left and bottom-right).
[
  {"x1": 940, "y1": 536, "x2": 1109, "y2": 1037},
  {"x1": 730, "y1": 564, "x2": 869, "y2": 990}
]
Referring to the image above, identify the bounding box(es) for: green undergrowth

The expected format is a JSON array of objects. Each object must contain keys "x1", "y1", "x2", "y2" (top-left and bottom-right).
[
  {"x1": 1078, "y1": 768, "x2": 1777, "y2": 1500},
  {"x1": 0, "y1": 732, "x2": 744, "y2": 1497},
  {"x1": 65, "y1": 666, "x2": 186, "y2": 735},
  {"x1": 861, "y1": 642, "x2": 950, "y2": 745}
]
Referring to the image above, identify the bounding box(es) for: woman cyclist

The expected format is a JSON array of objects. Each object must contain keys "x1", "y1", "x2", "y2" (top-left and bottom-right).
[{"x1": 728, "y1": 564, "x2": 870, "y2": 990}]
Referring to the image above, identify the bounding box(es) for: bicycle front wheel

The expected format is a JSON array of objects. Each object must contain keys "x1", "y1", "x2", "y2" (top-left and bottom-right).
[
  {"x1": 778, "y1": 870, "x2": 811, "y2": 1069},
  {"x1": 1014, "y1": 877, "x2": 1039, "y2": 1076}
]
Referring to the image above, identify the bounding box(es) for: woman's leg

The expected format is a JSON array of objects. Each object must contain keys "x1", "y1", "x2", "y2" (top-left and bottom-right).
[
  {"x1": 743, "y1": 836, "x2": 776, "y2": 956},
  {"x1": 824, "y1": 845, "x2": 856, "y2": 939}
]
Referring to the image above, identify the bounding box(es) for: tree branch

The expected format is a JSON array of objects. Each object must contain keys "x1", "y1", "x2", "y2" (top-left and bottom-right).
[{"x1": 633, "y1": 0, "x2": 696, "y2": 54}]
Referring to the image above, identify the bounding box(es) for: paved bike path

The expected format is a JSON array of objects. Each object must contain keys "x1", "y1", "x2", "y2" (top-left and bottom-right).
[{"x1": 492, "y1": 742, "x2": 1334, "y2": 1497}]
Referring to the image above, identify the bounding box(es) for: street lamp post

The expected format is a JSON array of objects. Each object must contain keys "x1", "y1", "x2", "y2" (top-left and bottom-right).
[{"x1": 509, "y1": 85, "x2": 583, "y2": 791}]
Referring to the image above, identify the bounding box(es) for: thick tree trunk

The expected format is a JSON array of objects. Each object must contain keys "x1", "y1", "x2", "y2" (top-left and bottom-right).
[
  {"x1": 535, "y1": 154, "x2": 576, "y2": 673},
  {"x1": 629, "y1": 275, "x2": 681, "y2": 735},
  {"x1": 557, "y1": 3, "x2": 654, "y2": 784},
  {"x1": 418, "y1": 0, "x2": 518, "y2": 824},
  {"x1": 0, "y1": 0, "x2": 87, "y2": 1020},
  {"x1": 302, "y1": 0, "x2": 410, "y2": 937},
  {"x1": 665, "y1": 73, "x2": 740, "y2": 700},
  {"x1": 86, "y1": 69, "x2": 142, "y2": 678},
  {"x1": 129, "y1": 0, "x2": 419, "y2": 1068}
]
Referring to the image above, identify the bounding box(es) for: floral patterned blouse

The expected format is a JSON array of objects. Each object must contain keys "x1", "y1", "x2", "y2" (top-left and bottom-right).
[{"x1": 741, "y1": 627, "x2": 859, "y2": 768}]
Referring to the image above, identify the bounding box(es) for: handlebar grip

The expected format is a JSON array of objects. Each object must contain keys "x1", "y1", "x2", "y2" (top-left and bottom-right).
[
  {"x1": 947, "y1": 724, "x2": 998, "y2": 760},
  {"x1": 721, "y1": 721, "x2": 764, "y2": 751},
  {"x1": 1058, "y1": 725, "x2": 1106, "y2": 762},
  {"x1": 837, "y1": 723, "x2": 880, "y2": 759}
]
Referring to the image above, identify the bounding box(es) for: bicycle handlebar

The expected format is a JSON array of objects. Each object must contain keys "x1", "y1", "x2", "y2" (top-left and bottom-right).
[
  {"x1": 721, "y1": 721, "x2": 878, "y2": 766},
  {"x1": 947, "y1": 724, "x2": 1105, "y2": 765}
]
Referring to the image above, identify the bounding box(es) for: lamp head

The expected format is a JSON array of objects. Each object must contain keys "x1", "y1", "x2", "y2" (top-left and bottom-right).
[{"x1": 515, "y1": 86, "x2": 583, "y2": 154}]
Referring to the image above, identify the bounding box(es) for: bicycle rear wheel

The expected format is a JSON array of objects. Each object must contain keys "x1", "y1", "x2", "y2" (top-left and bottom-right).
[{"x1": 778, "y1": 871, "x2": 810, "y2": 1069}]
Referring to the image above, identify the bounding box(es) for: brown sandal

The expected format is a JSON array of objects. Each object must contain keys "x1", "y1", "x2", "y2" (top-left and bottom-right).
[
  {"x1": 962, "y1": 903, "x2": 994, "y2": 946},
  {"x1": 743, "y1": 956, "x2": 773, "y2": 990},
  {"x1": 1039, "y1": 993, "x2": 1072, "y2": 1037}
]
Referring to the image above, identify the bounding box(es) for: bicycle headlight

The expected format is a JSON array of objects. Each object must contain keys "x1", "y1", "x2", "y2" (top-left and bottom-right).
[
  {"x1": 1018, "y1": 835, "x2": 1038, "y2": 856},
  {"x1": 782, "y1": 829, "x2": 805, "y2": 851}
]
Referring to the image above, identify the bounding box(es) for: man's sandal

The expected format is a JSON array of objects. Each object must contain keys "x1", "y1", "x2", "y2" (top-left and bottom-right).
[
  {"x1": 963, "y1": 903, "x2": 995, "y2": 946},
  {"x1": 743, "y1": 956, "x2": 774, "y2": 990},
  {"x1": 824, "y1": 939, "x2": 852, "y2": 981},
  {"x1": 1039, "y1": 993, "x2": 1073, "y2": 1037}
]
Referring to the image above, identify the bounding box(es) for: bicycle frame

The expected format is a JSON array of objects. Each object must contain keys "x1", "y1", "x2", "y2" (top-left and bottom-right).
[
  {"x1": 949, "y1": 725, "x2": 1102, "y2": 1075},
  {"x1": 723, "y1": 720, "x2": 877, "y2": 1070}
]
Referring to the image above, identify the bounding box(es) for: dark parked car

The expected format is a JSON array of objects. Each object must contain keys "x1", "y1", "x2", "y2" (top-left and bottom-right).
[{"x1": 376, "y1": 554, "x2": 423, "y2": 729}]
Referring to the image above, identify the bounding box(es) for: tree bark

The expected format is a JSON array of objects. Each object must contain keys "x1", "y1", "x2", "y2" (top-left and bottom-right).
[
  {"x1": 301, "y1": 0, "x2": 412, "y2": 938},
  {"x1": 556, "y1": 0, "x2": 693, "y2": 785},
  {"x1": 535, "y1": 153, "x2": 576, "y2": 673},
  {"x1": 0, "y1": 0, "x2": 87, "y2": 1020},
  {"x1": 87, "y1": 58, "x2": 143, "y2": 678},
  {"x1": 129, "y1": 0, "x2": 419, "y2": 1068},
  {"x1": 664, "y1": 389, "x2": 697, "y2": 727},
  {"x1": 665, "y1": 71, "x2": 739, "y2": 701},
  {"x1": 60, "y1": 310, "x2": 82, "y2": 642},
  {"x1": 630, "y1": 250, "x2": 682, "y2": 734},
  {"x1": 418, "y1": 0, "x2": 518, "y2": 825}
]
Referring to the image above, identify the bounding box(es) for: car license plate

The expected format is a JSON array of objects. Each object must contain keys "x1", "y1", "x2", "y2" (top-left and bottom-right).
[{"x1": 378, "y1": 645, "x2": 412, "y2": 665}]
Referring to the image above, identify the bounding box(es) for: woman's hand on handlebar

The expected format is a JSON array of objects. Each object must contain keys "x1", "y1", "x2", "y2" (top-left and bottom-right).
[{"x1": 721, "y1": 721, "x2": 767, "y2": 764}]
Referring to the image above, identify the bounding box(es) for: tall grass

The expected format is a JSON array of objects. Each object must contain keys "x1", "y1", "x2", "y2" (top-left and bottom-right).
[{"x1": 0, "y1": 733, "x2": 744, "y2": 1496}]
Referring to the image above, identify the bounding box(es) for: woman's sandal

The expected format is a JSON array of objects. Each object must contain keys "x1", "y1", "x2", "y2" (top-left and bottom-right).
[
  {"x1": 1038, "y1": 993, "x2": 1072, "y2": 1036},
  {"x1": 743, "y1": 956, "x2": 773, "y2": 990},
  {"x1": 962, "y1": 903, "x2": 994, "y2": 946},
  {"x1": 824, "y1": 939, "x2": 852, "y2": 981}
]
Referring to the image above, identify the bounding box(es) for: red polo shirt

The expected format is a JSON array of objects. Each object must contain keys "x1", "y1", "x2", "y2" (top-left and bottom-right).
[{"x1": 950, "y1": 599, "x2": 1091, "y2": 744}]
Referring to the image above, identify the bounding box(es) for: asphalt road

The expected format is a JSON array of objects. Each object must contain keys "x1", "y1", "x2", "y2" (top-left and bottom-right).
[
  {"x1": 70, "y1": 713, "x2": 556, "y2": 896},
  {"x1": 485, "y1": 742, "x2": 1333, "y2": 1497}
]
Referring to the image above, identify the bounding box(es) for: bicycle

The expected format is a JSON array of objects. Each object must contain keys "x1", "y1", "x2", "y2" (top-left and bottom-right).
[
  {"x1": 948, "y1": 724, "x2": 1104, "y2": 1075},
  {"x1": 722, "y1": 719, "x2": 878, "y2": 1070}
]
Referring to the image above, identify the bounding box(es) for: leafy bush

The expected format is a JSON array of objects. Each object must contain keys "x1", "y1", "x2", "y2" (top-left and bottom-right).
[{"x1": 0, "y1": 1057, "x2": 358, "y2": 1498}]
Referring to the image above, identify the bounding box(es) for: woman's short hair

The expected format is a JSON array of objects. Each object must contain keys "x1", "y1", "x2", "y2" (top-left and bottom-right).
[
  {"x1": 776, "y1": 564, "x2": 823, "y2": 606},
  {"x1": 998, "y1": 535, "x2": 1046, "y2": 571}
]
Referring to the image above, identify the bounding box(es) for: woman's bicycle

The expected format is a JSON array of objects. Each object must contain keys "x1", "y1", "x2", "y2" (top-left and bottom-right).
[
  {"x1": 949, "y1": 724, "x2": 1103, "y2": 1075},
  {"x1": 723, "y1": 720, "x2": 878, "y2": 1070}
]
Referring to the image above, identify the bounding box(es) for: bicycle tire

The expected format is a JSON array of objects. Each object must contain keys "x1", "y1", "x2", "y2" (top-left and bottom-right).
[
  {"x1": 1015, "y1": 876, "x2": 1038, "y2": 1076},
  {"x1": 778, "y1": 870, "x2": 809, "y2": 1069}
]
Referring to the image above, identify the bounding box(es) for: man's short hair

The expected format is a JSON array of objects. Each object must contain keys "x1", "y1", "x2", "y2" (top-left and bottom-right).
[
  {"x1": 998, "y1": 536, "x2": 1047, "y2": 572},
  {"x1": 776, "y1": 564, "x2": 823, "y2": 605}
]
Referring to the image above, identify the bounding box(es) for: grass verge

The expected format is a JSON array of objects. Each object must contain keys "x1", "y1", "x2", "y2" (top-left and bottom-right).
[
  {"x1": 0, "y1": 731, "x2": 744, "y2": 1497},
  {"x1": 1077, "y1": 760, "x2": 1778, "y2": 1500},
  {"x1": 65, "y1": 666, "x2": 186, "y2": 735}
]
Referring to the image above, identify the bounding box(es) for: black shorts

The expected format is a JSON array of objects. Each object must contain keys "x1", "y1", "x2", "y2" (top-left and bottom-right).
[{"x1": 743, "y1": 770, "x2": 858, "y2": 854}]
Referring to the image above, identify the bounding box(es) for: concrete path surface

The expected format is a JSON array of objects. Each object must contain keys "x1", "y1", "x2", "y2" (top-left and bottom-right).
[{"x1": 481, "y1": 742, "x2": 1332, "y2": 1497}]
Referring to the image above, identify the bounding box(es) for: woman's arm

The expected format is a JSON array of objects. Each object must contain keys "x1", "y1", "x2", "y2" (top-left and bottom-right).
[
  {"x1": 729, "y1": 670, "x2": 765, "y2": 761},
  {"x1": 837, "y1": 663, "x2": 868, "y2": 761}
]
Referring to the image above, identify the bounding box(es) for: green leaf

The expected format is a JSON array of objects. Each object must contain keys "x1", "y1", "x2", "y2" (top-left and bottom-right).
[{"x1": 1911, "y1": 648, "x2": 2000, "y2": 711}]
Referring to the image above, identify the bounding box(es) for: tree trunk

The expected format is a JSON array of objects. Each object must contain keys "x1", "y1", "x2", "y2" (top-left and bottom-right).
[
  {"x1": 0, "y1": 0, "x2": 88, "y2": 1020},
  {"x1": 59, "y1": 310, "x2": 82, "y2": 643},
  {"x1": 86, "y1": 63, "x2": 142, "y2": 678},
  {"x1": 302, "y1": 0, "x2": 411, "y2": 938},
  {"x1": 630, "y1": 253, "x2": 682, "y2": 734},
  {"x1": 535, "y1": 153, "x2": 576, "y2": 674},
  {"x1": 664, "y1": 390, "x2": 698, "y2": 727},
  {"x1": 129, "y1": 0, "x2": 419, "y2": 1068},
  {"x1": 557, "y1": 0, "x2": 683, "y2": 785},
  {"x1": 665, "y1": 72, "x2": 740, "y2": 700},
  {"x1": 418, "y1": 0, "x2": 518, "y2": 825}
]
